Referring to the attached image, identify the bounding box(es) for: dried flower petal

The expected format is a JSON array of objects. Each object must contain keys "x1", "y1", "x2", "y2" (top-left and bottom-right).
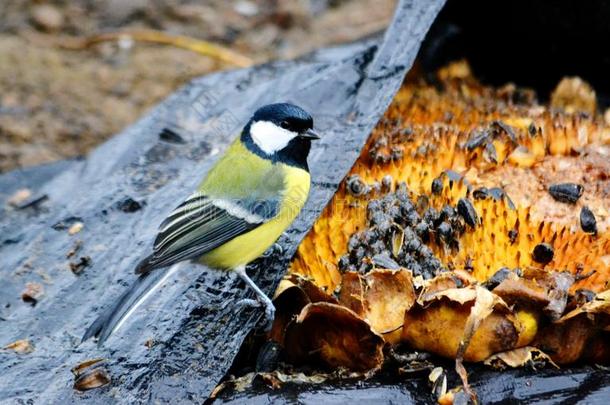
[
  {"x1": 339, "y1": 269, "x2": 416, "y2": 343},
  {"x1": 284, "y1": 302, "x2": 384, "y2": 371},
  {"x1": 484, "y1": 347, "x2": 558, "y2": 370}
]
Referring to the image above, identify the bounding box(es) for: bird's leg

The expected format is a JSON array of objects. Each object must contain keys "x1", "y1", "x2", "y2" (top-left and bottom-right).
[
  {"x1": 271, "y1": 242, "x2": 283, "y2": 256},
  {"x1": 234, "y1": 266, "x2": 275, "y2": 331}
]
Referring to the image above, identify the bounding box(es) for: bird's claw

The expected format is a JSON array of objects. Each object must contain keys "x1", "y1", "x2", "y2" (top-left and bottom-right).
[
  {"x1": 234, "y1": 298, "x2": 260, "y2": 309},
  {"x1": 263, "y1": 302, "x2": 275, "y2": 331},
  {"x1": 234, "y1": 297, "x2": 275, "y2": 331},
  {"x1": 272, "y1": 243, "x2": 283, "y2": 256}
]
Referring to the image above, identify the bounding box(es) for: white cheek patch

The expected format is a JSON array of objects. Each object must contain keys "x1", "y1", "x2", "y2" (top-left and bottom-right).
[{"x1": 250, "y1": 120, "x2": 298, "y2": 154}]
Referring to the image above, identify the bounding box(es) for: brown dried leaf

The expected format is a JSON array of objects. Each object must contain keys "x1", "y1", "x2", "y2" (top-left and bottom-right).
[
  {"x1": 337, "y1": 271, "x2": 365, "y2": 315},
  {"x1": 533, "y1": 290, "x2": 610, "y2": 365},
  {"x1": 533, "y1": 317, "x2": 594, "y2": 365},
  {"x1": 536, "y1": 271, "x2": 574, "y2": 320},
  {"x1": 492, "y1": 278, "x2": 548, "y2": 305},
  {"x1": 284, "y1": 302, "x2": 384, "y2": 371},
  {"x1": 494, "y1": 270, "x2": 574, "y2": 320},
  {"x1": 484, "y1": 347, "x2": 558, "y2": 370},
  {"x1": 417, "y1": 272, "x2": 473, "y2": 305},
  {"x1": 339, "y1": 269, "x2": 416, "y2": 343},
  {"x1": 269, "y1": 275, "x2": 337, "y2": 344},
  {"x1": 403, "y1": 287, "x2": 521, "y2": 363},
  {"x1": 558, "y1": 289, "x2": 610, "y2": 324},
  {"x1": 211, "y1": 370, "x2": 333, "y2": 399},
  {"x1": 455, "y1": 286, "x2": 498, "y2": 402},
  {"x1": 274, "y1": 274, "x2": 337, "y2": 303},
  {"x1": 581, "y1": 332, "x2": 610, "y2": 364},
  {"x1": 419, "y1": 285, "x2": 478, "y2": 306}
]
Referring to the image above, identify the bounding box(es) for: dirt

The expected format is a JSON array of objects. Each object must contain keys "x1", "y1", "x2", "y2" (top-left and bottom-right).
[
  {"x1": 0, "y1": 0, "x2": 396, "y2": 172},
  {"x1": 469, "y1": 145, "x2": 610, "y2": 233}
]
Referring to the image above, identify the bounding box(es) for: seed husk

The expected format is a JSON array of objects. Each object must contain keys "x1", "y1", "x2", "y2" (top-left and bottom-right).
[
  {"x1": 72, "y1": 359, "x2": 110, "y2": 392},
  {"x1": 346, "y1": 175, "x2": 367, "y2": 197},
  {"x1": 3, "y1": 339, "x2": 34, "y2": 354},
  {"x1": 73, "y1": 368, "x2": 111, "y2": 391},
  {"x1": 548, "y1": 183, "x2": 583, "y2": 204},
  {"x1": 71, "y1": 358, "x2": 105, "y2": 376}
]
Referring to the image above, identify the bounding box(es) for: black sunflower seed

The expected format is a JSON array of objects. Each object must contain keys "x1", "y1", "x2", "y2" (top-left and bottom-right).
[
  {"x1": 532, "y1": 243, "x2": 554, "y2": 264},
  {"x1": 472, "y1": 187, "x2": 489, "y2": 200},
  {"x1": 431, "y1": 177, "x2": 443, "y2": 195},
  {"x1": 437, "y1": 222, "x2": 453, "y2": 244},
  {"x1": 483, "y1": 267, "x2": 514, "y2": 290},
  {"x1": 548, "y1": 183, "x2": 583, "y2": 204},
  {"x1": 580, "y1": 206, "x2": 597, "y2": 234},
  {"x1": 457, "y1": 198, "x2": 478, "y2": 227}
]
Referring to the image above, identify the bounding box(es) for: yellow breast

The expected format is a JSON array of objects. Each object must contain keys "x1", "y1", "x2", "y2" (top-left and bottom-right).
[{"x1": 200, "y1": 164, "x2": 310, "y2": 269}]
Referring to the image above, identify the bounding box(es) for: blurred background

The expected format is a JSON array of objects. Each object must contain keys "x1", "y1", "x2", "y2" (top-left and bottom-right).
[{"x1": 0, "y1": 0, "x2": 396, "y2": 172}]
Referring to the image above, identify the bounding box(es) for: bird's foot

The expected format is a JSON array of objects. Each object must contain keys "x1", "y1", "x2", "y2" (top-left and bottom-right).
[
  {"x1": 234, "y1": 298, "x2": 260, "y2": 309},
  {"x1": 234, "y1": 296, "x2": 275, "y2": 331},
  {"x1": 262, "y1": 299, "x2": 276, "y2": 331},
  {"x1": 233, "y1": 265, "x2": 276, "y2": 331},
  {"x1": 272, "y1": 243, "x2": 283, "y2": 256}
]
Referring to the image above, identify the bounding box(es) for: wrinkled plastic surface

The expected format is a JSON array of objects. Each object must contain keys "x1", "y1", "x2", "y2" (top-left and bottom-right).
[
  {"x1": 216, "y1": 365, "x2": 610, "y2": 404},
  {"x1": 0, "y1": 0, "x2": 445, "y2": 403}
]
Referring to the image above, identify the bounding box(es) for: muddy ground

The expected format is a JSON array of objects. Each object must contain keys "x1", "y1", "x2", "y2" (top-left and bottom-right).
[{"x1": 0, "y1": 0, "x2": 395, "y2": 172}]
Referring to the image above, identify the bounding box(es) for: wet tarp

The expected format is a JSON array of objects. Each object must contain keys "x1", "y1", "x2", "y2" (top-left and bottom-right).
[
  {"x1": 216, "y1": 365, "x2": 610, "y2": 404},
  {"x1": 0, "y1": 0, "x2": 446, "y2": 403}
]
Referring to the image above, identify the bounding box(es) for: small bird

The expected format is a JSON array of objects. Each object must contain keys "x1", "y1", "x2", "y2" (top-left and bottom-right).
[{"x1": 82, "y1": 103, "x2": 319, "y2": 344}]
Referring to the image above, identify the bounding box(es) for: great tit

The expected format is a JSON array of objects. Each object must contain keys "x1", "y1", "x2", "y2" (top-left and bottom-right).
[{"x1": 83, "y1": 103, "x2": 319, "y2": 344}]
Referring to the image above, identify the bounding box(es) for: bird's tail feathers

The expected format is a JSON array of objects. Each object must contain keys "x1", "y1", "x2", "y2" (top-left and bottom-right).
[
  {"x1": 81, "y1": 263, "x2": 181, "y2": 345},
  {"x1": 134, "y1": 254, "x2": 154, "y2": 274}
]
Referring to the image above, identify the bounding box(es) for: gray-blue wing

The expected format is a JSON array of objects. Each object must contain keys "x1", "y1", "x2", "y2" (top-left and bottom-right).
[
  {"x1": 83, "y1": 193, "x2": 280, "y2": 344},
  {"x1": 135, "y1": 193, "x2": 280, "y2": 274}
]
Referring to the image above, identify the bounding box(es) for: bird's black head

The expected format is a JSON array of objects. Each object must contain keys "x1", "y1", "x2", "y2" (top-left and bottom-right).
[{"x1": 242, "y1": 103, "x2": 319, "y2": 170}]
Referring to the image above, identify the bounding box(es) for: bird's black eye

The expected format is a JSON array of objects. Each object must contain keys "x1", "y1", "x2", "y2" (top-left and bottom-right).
[{"x1": 280, "y1": 120, "x2": 291, "y2": 130}]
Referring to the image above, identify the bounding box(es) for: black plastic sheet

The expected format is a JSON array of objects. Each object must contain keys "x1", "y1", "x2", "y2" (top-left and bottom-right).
[
  {"x1": 216, "y1": 365, "x2": 610, "y2": 404},
  {"x1": 0, "y1": 0, "x2": 445, "y2": 403}
]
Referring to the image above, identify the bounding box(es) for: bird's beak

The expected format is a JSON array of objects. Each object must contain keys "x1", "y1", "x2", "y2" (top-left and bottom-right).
[{"x1": 300, "y1": 129, "x2": 320, "y2": 140}]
